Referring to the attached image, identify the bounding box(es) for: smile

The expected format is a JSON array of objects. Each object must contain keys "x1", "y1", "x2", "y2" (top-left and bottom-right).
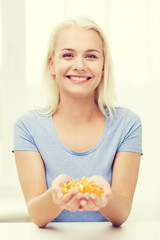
[{"x1": 66, "y1": 75, "x2": 92, "y2": 82}]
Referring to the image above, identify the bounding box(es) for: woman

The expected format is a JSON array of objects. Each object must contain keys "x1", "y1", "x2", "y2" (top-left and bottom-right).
[{"x1": 13, "y1": 18, "x2": 142, "y2": 227}]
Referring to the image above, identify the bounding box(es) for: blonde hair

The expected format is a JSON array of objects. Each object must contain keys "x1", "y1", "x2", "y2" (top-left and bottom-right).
[{"x1": 42, "y1": 18, "x2": 116, "y2": 118}]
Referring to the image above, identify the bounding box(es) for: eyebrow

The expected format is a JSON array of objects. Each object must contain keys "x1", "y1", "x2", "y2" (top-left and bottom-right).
[{"x1": 61, "y1": 48, "x2": 101, "y2": 53}]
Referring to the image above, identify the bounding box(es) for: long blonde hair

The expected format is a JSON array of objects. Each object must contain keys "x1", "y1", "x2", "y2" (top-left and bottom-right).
[{"x1": 42, "y1": 18, "x2": 116, "y2": 118}]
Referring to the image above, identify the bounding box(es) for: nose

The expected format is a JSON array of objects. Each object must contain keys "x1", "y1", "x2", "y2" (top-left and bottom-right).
[{"x1": 72, "y1": 56, "x2": 87, "y2": 73}]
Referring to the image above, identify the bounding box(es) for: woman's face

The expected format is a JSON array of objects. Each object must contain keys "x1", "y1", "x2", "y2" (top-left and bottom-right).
[{"x1": 49, "y1": 27, "x2": 104, "y2": 99}]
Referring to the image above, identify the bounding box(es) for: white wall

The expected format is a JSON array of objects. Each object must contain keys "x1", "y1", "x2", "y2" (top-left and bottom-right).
[{"x1": 0, "y1": 0, "x2": 160, "y2": 221}]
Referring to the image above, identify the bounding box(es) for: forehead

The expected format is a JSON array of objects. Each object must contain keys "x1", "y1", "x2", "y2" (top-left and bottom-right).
[{"x1": 55, "y1": 27, "x2": 103, "y2": 52}]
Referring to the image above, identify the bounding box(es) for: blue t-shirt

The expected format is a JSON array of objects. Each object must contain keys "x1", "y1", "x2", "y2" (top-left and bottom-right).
[{"x1": 13, "y1": 107, "x2": 142, "y2": 222}]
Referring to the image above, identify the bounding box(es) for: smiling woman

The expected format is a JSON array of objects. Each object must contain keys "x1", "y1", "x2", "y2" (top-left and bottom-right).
[
  {"x1": 12, "y1": 18, "x2": 142, "y2": 227},
  {"x1": 43, "y1": 18, "x2": 115, "y2": 118},
  {"x1": 0, "y1": 0, "x2": 159, "y2": 226},
  {"x1": 48, "y1": 26, "x2": 104, "y2": 104}
]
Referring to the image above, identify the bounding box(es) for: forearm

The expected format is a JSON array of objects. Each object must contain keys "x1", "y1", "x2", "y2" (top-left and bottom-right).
[
  {"x1": 27, "y1": 188, "x2": 62, "y2": 228},
  {"x1": 100, "y1": 191, "x2": 132, "y2": 227}
]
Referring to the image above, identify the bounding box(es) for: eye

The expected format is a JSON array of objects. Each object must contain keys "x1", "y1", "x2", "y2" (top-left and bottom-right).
[
  {"x1": 86, "y1": 54, "x2": 97, "y2": 59},
  {"x1": 62, "y1": 53, "x2": 74, "y2": 58}
]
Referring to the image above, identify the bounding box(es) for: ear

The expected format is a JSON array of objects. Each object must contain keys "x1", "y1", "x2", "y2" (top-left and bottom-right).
[
  {"x1": 48, "y1": 58, "x2": 55, "y2": 75},
  {"x1": 101, "y1": 65, "x2": 104, "y2": 76}
]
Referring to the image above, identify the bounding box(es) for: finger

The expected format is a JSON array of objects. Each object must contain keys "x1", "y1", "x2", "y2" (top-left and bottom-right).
[
  {"x1": 52, "y1": 187, "x2": 63, "y2": 204},
  {"x1": 70, "y1": 192, "x2": 88, "y2": 211},
  {"x1": 102, "y1": 189, "x2": 112, "y2": 201},
  {"x1": 89, "y1": 194, "x2": 101, "y2": 210},
  {"x1": 61, "y1": 189, "x2": 78, "y2": 206},
  {"x1": 58, "y1": 175, "x2": 72, "y2": 187},
  {"x1": 90, "y1": 193, "x2": 101, "y2": 205},
  {"x1": 85, "y1": 193, "x2": 107, "y2": 211},
  {"x1": 90, "y1": 193, "x2": 109, "y2": 208},
  {"x1": 78, "y1": 199, "x2": 87, "y2": 211},
  {"x1": 63, "y1": 193, "x2": 81, "y2": 212},
  {"x1": 52, "y1": 174, "x2": 72, "y2": 189},
  {"x1": 76, "y1": 193, "x2": 87, "y2": 211},
  {"x1": 82, "y1": 194, "x2": 98, "y2": 211},
  {"x1": 52, "y1": 187, "x2": 76, "y2": 207}
]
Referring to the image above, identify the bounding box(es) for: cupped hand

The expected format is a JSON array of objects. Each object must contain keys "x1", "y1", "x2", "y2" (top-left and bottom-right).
[
  {"x1": 52, "y1": 174, "x2": 85, "y2": 212},
  {"x1": 79, "y1": 175, "x2": 112, "y2": 211},
  {"x1": 51, "y1": 174, "x2": 112, "y2": 212}
]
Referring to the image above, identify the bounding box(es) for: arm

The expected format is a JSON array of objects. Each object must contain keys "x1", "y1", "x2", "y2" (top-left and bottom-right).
[
  {"x1": 100, "y1": 151, "x2": 141, "y2": 226},
  {"x1": 14, "y1": 151, "x2": 63, "y2": 228},
  {"x1": 14, "y1": 150, "x2": 141, "y2": 227},
  {"x1": 14, "y1": 150, "x2": 84, "y2": 227},
  {"x1": 79, "y1": 152, "x2": 141, "y2": 226}
]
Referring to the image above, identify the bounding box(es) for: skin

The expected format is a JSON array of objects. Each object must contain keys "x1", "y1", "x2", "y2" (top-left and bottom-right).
[
  {"x1": 14, "y1": 27, "x2": 141, "y2": 228},
  {"x1": 49, "y1": 27, "x2": 104, "y2": 100}
]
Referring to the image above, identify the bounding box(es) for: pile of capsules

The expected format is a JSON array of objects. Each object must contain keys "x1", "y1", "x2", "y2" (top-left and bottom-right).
[{"x1": 61, "y1": 177, "x2": 104, "y2": 199}]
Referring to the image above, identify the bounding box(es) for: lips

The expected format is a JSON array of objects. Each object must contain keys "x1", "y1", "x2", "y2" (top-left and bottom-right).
[{"x1": 66, "y1": 75, "x2": 92, "y2": 82}]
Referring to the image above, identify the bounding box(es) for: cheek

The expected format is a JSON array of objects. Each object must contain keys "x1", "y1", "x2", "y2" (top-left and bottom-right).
[
  {"x1": 54, "y1": 62, "x2": 71, "y2": 77},
  {"x1": 92, "y1": 65, "x2": 104, "y2": 79},
  {"x1": 89, "y1": 60, "x2": 103, "y2": 74}
]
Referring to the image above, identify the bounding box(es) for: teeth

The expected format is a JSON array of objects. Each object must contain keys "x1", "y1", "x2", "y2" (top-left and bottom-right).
[{"x1": 69, "y1": 76, "x2": 90, "y2": 81}]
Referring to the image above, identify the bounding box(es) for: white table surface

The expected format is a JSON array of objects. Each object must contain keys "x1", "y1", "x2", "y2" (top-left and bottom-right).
[{"x1": 1, "y1": 221, "x2": 160, "y2": 240}]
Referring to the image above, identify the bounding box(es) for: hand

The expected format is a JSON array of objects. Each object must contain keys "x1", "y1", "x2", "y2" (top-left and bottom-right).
[
  {"x1": 52, "y1": 174, "x2": 112, "y2": 212},
  {"x1": 78, "y1": 175, "x2": 112, "y2": 211},
  {"x1": 52, "y1": 174, "x2": 83, "y2": 212}
]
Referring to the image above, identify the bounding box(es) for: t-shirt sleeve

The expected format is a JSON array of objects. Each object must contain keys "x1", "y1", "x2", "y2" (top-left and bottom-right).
[
  {"x1": 12, "y1": 114, "x2": 39, "y2": 152},
  {"x1": 117, "y1": 111, "x2": 143, "y2": 154}
]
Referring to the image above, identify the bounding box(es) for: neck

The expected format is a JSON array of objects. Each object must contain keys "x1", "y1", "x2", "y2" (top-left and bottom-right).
[{"x1": 54, "y1": 94, "x2": 101, "y2": 124}]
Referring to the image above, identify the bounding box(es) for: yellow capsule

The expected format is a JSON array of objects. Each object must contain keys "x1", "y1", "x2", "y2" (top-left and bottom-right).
[{"x1": 61, "y1": 177, "x2": 104, "y2": 198}]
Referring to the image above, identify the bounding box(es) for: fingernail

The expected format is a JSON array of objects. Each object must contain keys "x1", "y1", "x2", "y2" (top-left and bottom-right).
[
  {"x1": 73, "y1": 189, "x2": 78, "y2": 194},
  {"x1": 80, "y1": 200, "x2": 86, "y2": 206},
  {"x1": 77, "y1": 193, "x2": 83, "y2": 199},
  {"x1": 91, "y1": 194, "x2": 96, "y2": 200},
  {"x1": 84, "y1": 193, "x2": 89, "y2": 200}
]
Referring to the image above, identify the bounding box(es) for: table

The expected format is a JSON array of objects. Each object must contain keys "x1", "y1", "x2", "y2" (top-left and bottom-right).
[{"x1": 1, "y1": 221, "x2": 160, "y2": 240}]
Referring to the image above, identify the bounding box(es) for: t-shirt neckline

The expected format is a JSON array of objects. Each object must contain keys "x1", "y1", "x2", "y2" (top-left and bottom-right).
[{"x1": 49, "y1": 115, "x2": 108, "y2": 156}]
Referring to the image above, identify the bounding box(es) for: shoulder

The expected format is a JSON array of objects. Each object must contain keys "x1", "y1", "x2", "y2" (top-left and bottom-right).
[
  {"x1": 105, "y1": 107, "x2": 142, "y2": 135},
  {"x1": 14, "y1": 110, "x2": 38, "y2": 125},
  {"x1": 112, "y1": 107, "x2": 143, "y2": 154},
  {"x1": 113, "y1": 107, "x2": 141, "y2": 124},
  {"x1": 15, "y1": 109, "x2": 52, "y2": 122},
  {"x1": 113, "y1": 107, "x2": 142, "y2": 140},
  {"x1": 14, "y1": 109, "x2": 51, "y2": 130}
]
